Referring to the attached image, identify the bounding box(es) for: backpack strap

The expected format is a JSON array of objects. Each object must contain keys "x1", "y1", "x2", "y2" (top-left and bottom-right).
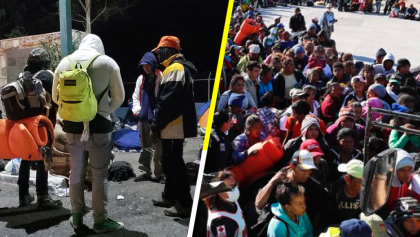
[
  {"x1": 273, "y1": 216, "x2": 289, "y2": 237},
  {"x1": 83, "y1": 54, "x2": 101, "y2": 70},
  {"x1": 67, "y1": 54, "x2": 100, "y2": 70}
]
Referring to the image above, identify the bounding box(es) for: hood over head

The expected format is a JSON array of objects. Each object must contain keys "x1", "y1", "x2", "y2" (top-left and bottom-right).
[
  {"x1": 77, "y1": 34, "x2": 105, "y2": 55},
  {"x1": 138, "y1": 52, "x2": 158, "y2": 75},
  {"x1": 392, "y1": 149, "x2": 414, "y2": 187},
  {"x1": 382, "y1": 53, "x2": 395, "y2": 66}
]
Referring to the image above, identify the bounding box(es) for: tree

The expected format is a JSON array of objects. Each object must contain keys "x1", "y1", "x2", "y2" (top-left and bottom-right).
[
  {"x1": 72, "y1": 0, "x2": 134, "y2": 33},
  {"x1": 39, "y1": 33, "x2": 83, "y2": 71}
]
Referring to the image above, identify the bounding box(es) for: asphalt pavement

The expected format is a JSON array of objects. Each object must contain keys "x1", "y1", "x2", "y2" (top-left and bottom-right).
[
  {"x1": 0, "y1": 136, "x2": 203, "y2": 237},
  {"x1": 259, "y1": 3, "x2": 420, "y2": 66}
]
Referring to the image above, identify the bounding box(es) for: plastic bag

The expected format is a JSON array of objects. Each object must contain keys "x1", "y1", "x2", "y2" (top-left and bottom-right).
[{"x1": 5, "y1": 158, "x2": 22, "y2": 175}]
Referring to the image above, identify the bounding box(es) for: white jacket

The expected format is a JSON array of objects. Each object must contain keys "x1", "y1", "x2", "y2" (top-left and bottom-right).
[{"x1": 131, "y1": 70, "x2": 162, "y2": 115}]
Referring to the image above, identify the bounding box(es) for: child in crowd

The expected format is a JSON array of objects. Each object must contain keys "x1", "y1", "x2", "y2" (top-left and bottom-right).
[
  {"x1": 307, "y1": 45, "x2": 327, "y2": 69},
  {"x1": 267, "y1": 182, "x2": 314, "y2": 237},
  {"x1": 232, "y1": 115, "x2": 266, "y2": 164}
]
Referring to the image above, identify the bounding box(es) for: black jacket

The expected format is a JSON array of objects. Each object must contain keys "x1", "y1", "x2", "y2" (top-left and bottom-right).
[
  {"x1": 205, "y1": 127, "x2": 232, "y2": 173},
  {"x1": 289, "y1": 14, "x2": 306, "y2": 32},
  {"x1": 152, "y1": 54, "x2": 197, "y2": 139},
  {"x1": 272, "y1": 69, "x2": 306, "y2": 100}
]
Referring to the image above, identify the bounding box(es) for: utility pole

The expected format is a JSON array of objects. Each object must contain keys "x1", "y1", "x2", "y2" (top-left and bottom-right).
[{"x1": 59, "y1": 0, "x2": 72, "y2": 57}]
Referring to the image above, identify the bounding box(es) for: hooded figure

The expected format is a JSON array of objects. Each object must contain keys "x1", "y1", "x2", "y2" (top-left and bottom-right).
[
  {"x1": 133, "y1": 52, "x2": 161, "y2": 124},
  {"x1": 52, "y1": 34, "x2": 125, "y2": 232},
  {"x1": 53, "y1": 34, "x2": 125, "y2": 135},
  {"x1": 374, "y1": 53, "x2": 396, "y2": 76},
  {"x1": 383, "y1": 149, "x2": 414, "y2": 216},
  {"x1": 279, "y1": 115, "x2": 329, "y2": 169},
  {"x1": 132, "y1": 52, "x2": 163, "y2": 182},
  {"x1": 263, "y1": 27, "x2": 279, "y2": 50}
]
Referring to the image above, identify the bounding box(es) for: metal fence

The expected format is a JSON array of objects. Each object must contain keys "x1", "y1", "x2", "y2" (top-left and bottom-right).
[{"x1": 364, "y1": 107, "x2": 420, "y2": 163}]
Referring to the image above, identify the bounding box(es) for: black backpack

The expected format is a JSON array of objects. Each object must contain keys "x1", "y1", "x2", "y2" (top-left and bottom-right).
[
  {"x1": 108, "y1": 161, "x2": 136, "y2": 182},
  {"x1": 250, "y1": 204, "x2": 289, "y2": 237},
  {"x1": 1, "y1": 71, "x2": 43, "y2": 121}
]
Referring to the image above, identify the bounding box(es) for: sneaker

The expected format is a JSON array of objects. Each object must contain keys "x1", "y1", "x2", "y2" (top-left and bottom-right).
[
  {"x1": 152, "y1": 194, "x2": 176, "y2": 208},
  {"x1": 134, "y1": 173, "x2": 152, "y2": 182},
  {"x1": 36, "y1": 193, "x2": 63, "y2": 209},
  {"x1": 138, "y1": 164, "x2": 151, "y2": 173},
  {"x1": 164, "y1": 202, "x2": 192, "y2": 218},
  {"x1": 19, "y1": 193, "x2": 35, "y2": 207},
  {"x1": 158, "y1": 175, "x2": 166, "y2": 184},
  {"x1": 69, "y1": 213, "x2": 83, "y2": 230},
  {"x1": 93, "y1": 218, "x2": 124, "y2": 233}
]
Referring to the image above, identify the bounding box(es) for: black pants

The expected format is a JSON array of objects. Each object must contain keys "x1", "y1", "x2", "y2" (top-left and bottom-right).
[
  {"x1": 17, "y1": 160, "x2": 48, "y2": 196},
  {"x1": 161, "y1": 139, "x2": 192, "y2": 208}
]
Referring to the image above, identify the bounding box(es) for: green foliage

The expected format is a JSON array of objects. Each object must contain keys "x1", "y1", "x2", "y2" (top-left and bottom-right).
[
  {"x1": 5, "y1": 26, "x2": 26, "y2": 38},
  {"x1": 39, "y1": 33, "x2": 83, "y2": 71}
]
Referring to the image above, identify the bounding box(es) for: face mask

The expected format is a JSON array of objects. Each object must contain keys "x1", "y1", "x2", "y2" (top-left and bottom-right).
[{"x1": 225, "y1": 186, "x2": 240, "y2": 202}]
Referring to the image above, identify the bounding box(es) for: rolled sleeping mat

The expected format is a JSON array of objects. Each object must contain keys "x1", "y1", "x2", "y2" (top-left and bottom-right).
[
  {"x1": 0, "y1": 119, "x2": 16, "y2": 158},
  {"x1": 233, "y1": 19, "x2": 259, "y2": 45},
  {"x1": 8, "y1": 115, "x2": 54, "y2": 161},
  {"x1": 231, "y1": 136, "x2": 284, "y2": 184},
  {"x1": 16, "y1": 115, "x2": 54, "y2": 148}
]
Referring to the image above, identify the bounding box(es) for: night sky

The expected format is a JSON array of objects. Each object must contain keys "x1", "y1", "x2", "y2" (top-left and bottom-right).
[
  {"x1": 90, "y1": 0, "x2": 229, "y2": 81},
  {"x1": 1, "y1": 0, "x2": 229, "y2": 103}
]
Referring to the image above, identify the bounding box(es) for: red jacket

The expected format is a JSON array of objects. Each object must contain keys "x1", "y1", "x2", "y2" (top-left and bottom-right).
[{"x1": 321, "y1": 94, "x2": 342, "y2": 125}]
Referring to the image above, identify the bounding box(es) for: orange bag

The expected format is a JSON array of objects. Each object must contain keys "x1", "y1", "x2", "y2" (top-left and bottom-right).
[
  {"x1": 234, "y1": 19, "x2": 260, "y2": 45},
  {"x1": 231, "y1": 136, "x2": 284, "y2": 184},
  {"x1": 0, "y1": 115, "x2": 54, "y2": 161},
  {"x1": 9, "y1": 123, "x2": 41, "y2": 160},
  {"x1": 0, "y1": 119, "x2": 15, "y2": 158}
]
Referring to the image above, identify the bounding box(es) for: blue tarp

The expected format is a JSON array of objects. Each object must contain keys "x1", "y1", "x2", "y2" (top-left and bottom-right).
[{"x1": 112, "y1": 129, "x2": 141, "y2": 151}]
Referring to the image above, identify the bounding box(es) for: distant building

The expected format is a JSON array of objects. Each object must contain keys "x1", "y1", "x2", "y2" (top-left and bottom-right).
[{"x1": 0, "y1": 30, "x2": 85, "y2": 87}]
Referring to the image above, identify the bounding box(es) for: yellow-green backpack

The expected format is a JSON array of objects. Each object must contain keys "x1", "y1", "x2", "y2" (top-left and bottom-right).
[{"x1": 57, "y1": 54, "x2": 103, "y2": 122}]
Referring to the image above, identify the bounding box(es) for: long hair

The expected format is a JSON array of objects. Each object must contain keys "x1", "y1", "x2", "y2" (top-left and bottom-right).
[{"x1": 158, "y1": 47, "x2": 180, "y2": 62}]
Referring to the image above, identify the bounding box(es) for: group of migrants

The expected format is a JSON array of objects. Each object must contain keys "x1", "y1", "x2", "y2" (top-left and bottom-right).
[
  {"x1": 0, "y1": 34, "x2": 197, "y2": 233},
  {"x1": 199, "y1": 4, "x2": 420, "y2": 237},
  {"x1": 326, "y1": 0, "x2": 419, "y2": 18}
]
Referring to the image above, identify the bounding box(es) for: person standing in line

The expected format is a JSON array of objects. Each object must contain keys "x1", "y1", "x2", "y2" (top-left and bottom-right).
[
  {"x1": 132, "y1": 52, "x2": 165, "y2": 183},
  {"x1": 53, "y1": 34, "x2": 125, "y2": 233},
  {"x1": 150, "y1": 36, "x2": 197, "y2": 218}
]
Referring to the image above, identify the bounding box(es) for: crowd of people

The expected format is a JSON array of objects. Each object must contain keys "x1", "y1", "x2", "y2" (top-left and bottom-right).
[{"x1": 199, "y1": 3, "x2": 420, "y2": 237}]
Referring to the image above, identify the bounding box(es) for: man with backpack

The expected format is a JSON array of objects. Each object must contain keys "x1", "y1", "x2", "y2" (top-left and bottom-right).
[
  {"x1": 149, "y1": 36, "x2": 197, "y2": 218},
  {"x1": 6, "y1": 48, "x2": 62, "y2": 208},
  {"x1": 132, "y1": 52, "x2": 164, "y2": 183},
  {"x1": 52, "y1": 34, "x2": 125, "y2": 233}
]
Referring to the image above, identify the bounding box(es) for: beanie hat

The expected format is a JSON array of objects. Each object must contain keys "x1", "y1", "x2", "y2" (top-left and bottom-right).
[
  {"x1": 397, "y1": 58, "x2": 411, "y2": 70},
  {"x1": 376, "y1": 48, "x2": 387, "y2": 58},
  {"x1": 228, "y1": 94, "x2": 245, "y2": 108},
  {"x1": 294, "y1": 46, "x2": 305, "y2": 55},
  {"x1": 340, "y1": 219, "x2": 372, "y2": 237},
  {"x1": 368, "y1": 84, "x2": 387, "y2": 98},
  {"x1": 392, "y1": 103, "x2": 409, "y2": 113},
  {"x1": 301, "y1": 115, "x2": 320, "y2": 138}
]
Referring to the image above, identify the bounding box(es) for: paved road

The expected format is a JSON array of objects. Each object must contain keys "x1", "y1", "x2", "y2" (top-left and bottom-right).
[
  {"x1": 0, "y1": 136, "x2": 202, "y2": 237},
  {"x1": 259, "y1": 4, "x2": 420, "y2": 66}
]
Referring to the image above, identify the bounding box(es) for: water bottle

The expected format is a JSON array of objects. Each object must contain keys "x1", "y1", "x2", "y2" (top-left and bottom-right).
[{"x1": 55, "y1": 188, "x2": 69, "y2": 197}]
